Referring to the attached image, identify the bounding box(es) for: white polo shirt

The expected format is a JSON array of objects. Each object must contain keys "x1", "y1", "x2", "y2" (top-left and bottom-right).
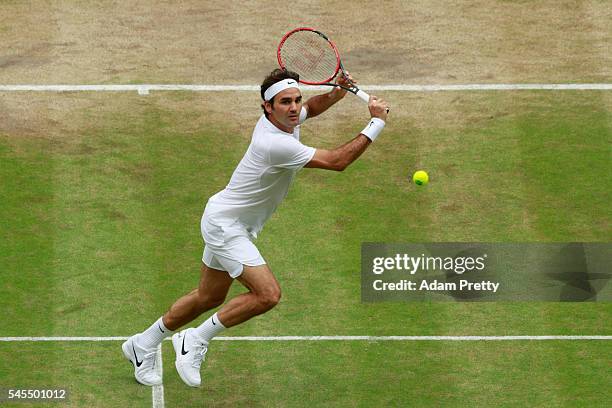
[{"x1": 205, "y1": 108, "x2": 315, "y2": 238}]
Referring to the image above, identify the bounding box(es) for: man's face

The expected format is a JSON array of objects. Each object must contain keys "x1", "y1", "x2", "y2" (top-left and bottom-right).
[{"x1": 265, "y1": 88, "x2": 302, "y2": 130}]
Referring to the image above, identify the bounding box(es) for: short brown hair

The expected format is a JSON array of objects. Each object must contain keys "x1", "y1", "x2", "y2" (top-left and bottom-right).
[{"x1": 261, "y1": 69, "x2": 299, "y2": 117}]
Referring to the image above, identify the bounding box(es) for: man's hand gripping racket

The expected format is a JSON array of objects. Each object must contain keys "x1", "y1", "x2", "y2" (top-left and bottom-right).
[{"x1": 277, "y1": 27, "x2": 389, "y2": 112}]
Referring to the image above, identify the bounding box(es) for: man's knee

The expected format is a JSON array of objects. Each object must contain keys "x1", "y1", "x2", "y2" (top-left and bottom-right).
[
  {"x1": 257, "y1": 287, "x2": 281, "y2": 311},
  {"x1": 238, "y1": 264, "x2": 281, "y2": 313}
]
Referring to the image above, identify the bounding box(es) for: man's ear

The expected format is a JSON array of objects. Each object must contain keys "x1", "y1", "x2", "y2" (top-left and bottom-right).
[{"x1": 264, "y1": 101, "x2": 273, "y2": 114}]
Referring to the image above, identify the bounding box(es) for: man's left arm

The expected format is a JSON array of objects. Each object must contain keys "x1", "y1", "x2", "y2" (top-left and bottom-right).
[{"x1": 303, "y1": 73, "x2": 355, "y2": 118}]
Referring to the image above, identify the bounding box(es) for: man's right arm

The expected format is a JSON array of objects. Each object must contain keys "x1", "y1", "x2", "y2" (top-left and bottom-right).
[
  {"x1": 305, "y1": 135, "x2": 371, "y2": 171},
  {"x1": 304, "y1": 96, "x2": 390, "y2": 172}
]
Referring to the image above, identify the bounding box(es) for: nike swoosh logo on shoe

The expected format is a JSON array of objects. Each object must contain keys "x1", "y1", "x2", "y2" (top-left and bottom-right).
[
  {"x1": 132, "y1": 344, "x2": 143, "y2": 367},
  {"x1": 181, "y1": 335, "x2": 189, "y2": 355}
]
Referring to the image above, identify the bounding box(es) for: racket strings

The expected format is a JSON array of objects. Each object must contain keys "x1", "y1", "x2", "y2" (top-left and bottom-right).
[{"x1": 280, "y1": 31, "x2": 338, "y2": 83}]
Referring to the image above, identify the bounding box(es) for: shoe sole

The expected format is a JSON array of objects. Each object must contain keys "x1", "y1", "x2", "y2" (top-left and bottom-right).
[
  {"x1": 172, "y1": 332, "x2": 201, "y2": 388},
  {"x1": 122, "y1": 337, "x2": 161, "y2": 387}
]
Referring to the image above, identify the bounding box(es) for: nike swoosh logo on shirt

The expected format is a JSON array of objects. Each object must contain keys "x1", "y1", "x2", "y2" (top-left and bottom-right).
[
  {"x1": 181, "y1": 335, "x2": 189, "y2": 355},
  {"x1": 132, "y1": 344, "x2": 143, "y2": 367}
]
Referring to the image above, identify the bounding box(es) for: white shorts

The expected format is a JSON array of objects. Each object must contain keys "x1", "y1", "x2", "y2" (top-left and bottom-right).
[{"x1": 201, "y1": 214, "x2": 265, "y2": 278}]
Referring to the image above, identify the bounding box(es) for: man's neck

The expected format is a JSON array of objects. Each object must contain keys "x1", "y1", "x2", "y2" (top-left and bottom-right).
[{"x1": 267, "y1": 115, "x2": 294, "y2": 134}]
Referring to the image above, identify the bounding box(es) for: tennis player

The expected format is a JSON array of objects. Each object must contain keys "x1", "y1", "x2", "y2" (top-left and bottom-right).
[{"x1": 122, "y1": 68, "x2": 389, "y2": 387}]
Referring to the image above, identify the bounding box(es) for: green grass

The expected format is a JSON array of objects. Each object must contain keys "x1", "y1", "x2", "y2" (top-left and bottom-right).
[
  {"x1": 0, "y1": 340, "x2": 609, "y2": 407},
  {"x1": 1, "y1": 91, "x2": 610, "y2": 406}
]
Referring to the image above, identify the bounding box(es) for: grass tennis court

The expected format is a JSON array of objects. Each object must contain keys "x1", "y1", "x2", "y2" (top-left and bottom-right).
[
  {"x1": 1, "y1": 1, "x2": 611, "y2": 406},
  {"x1": 1, "y1": 340, "x2": 610, "y2": 407},
  {"x1": 2, "y1": 91, "x2": 610, "y2": 406}
]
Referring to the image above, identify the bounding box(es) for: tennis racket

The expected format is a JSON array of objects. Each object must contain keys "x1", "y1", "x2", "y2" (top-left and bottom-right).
[{"x1": 277, "y1": 27, "x2": 371, "y2": 103}]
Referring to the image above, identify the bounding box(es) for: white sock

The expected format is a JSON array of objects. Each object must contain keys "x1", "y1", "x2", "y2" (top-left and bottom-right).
[
  {"x1": 193, "y1": 312, "x2": 226, "y2": 343},
  {"x1": 137, "y1": 317, "x2": 173, "y2": 349}
]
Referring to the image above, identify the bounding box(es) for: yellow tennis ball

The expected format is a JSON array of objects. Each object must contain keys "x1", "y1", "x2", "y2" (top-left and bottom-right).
[{"x1": 413, "y1": 170, "x2": 429, "y2": 186}]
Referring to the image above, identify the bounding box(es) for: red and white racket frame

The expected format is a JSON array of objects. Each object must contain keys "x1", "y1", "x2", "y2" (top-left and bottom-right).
[
  {"x1": 277, "y1": 27, "x2": 371, "y2": 103},
  {"x1": 277, "y1": 27, "x2": 340, "y2": 85}
]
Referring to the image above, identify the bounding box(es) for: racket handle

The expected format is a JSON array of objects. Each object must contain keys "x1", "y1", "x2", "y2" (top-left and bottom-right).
[
  {"x1": 355, "y1": 88, "x2": 389, "y2": 113},
  {"x1": 355, "y1": 89, "x2": 370, "y2": 103}
]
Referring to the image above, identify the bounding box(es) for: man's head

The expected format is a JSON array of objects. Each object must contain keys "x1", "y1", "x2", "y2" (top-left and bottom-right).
[{"x1": 261, "y1": 69, "x2": 302, "y2": 131}]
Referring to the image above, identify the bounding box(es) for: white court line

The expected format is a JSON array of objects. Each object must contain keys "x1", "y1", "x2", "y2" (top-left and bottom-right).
[
  {"x1": 0, "y1": 83, "x2": 611, "y2": 95},
  {"x1": 152, "y1": 344, "x2": 164, "y2": 408},
  {"x1": 3, "y1": 335, "x2": 608, "y2": 408},
  {"x1": 0, "y1": 336, "x2": 610, "y2": 341}
]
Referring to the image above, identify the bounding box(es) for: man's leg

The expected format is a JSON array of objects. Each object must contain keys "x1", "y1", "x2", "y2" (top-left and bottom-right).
[
  {"x1": 135, "y1": 263, "x2": 233, "y2": 349},
  {"x1": 216, "y1": 263, "x2": 281, "y2": 327},
  {"x1": 123, "y1": 263, "x2": 233, "y2": 386},
  {"x1": 173, "y1": 263, "x2": 281, "y2": 387},
  {"x1": 188, "y1": 263, "x2": 281, "y2": 343},
  {"x1": 163, "y1": 263, "x2": 234, "y2": 331}
]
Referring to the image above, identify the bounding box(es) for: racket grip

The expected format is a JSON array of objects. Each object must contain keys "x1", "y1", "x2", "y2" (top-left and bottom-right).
[{"x1": 355, "y1": 89, "x2": 370, "y2": 103}]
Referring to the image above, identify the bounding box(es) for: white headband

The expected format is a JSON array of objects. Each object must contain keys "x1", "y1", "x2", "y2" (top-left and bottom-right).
[{"x1": 264, "y1": 78, "x2": 300, "y2": 101}]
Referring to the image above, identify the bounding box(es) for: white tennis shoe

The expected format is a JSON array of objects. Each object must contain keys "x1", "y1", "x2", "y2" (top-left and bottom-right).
[
  {"x1": 172, "y1": 328, "x2": 208, "y2": 387},
  {"x1": 121, "y1": 334, "x2": 162, "y2": 386}
]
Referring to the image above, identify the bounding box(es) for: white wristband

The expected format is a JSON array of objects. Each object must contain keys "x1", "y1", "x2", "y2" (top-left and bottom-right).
[{"x1": 360, "y1": 118, "x2": 385, "y2": 142}]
